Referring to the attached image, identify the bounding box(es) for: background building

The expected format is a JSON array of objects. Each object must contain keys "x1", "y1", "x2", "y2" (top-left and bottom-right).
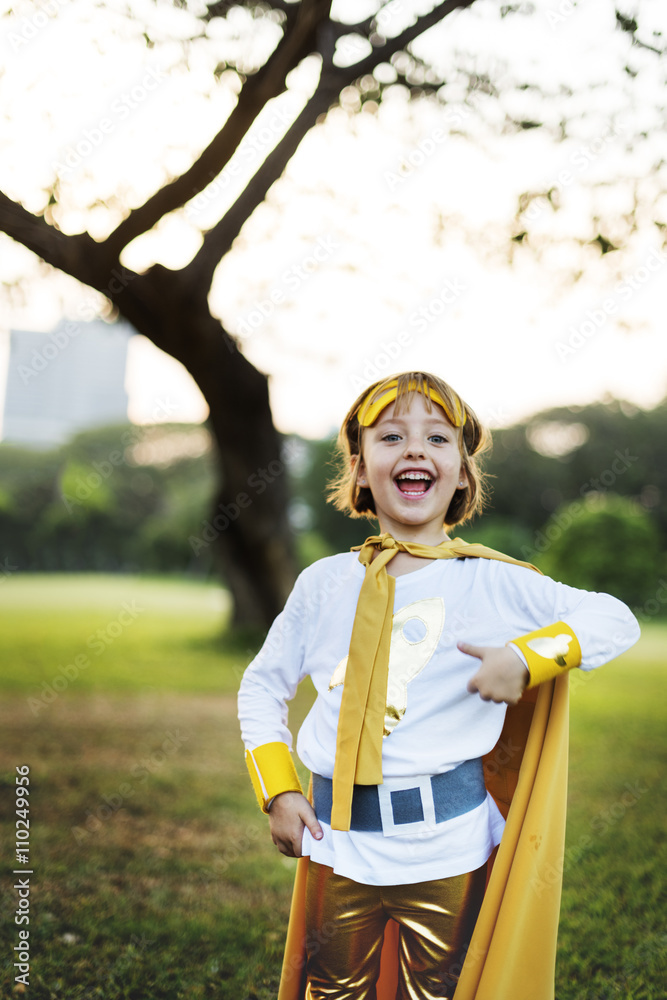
[{"x1": 1, "y1": 318, "x2": 133, "y2": 447}]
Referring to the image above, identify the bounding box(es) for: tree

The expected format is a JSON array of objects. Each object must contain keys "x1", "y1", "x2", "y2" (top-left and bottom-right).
[{"x1": 1, "y1": 0, "x2": 663, "y2": 625}]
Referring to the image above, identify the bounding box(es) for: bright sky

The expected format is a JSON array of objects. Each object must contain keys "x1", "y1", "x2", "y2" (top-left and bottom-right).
[{"x1": 1, "y1": 0, "x2": 666, "y2": 438}]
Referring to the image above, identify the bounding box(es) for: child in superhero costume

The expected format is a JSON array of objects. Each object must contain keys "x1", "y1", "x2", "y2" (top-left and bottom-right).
[{"x1": 238, "y1": 372, "x2": 640, "y2": 1000}]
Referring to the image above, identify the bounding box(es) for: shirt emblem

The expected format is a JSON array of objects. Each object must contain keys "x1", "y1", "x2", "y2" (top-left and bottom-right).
[{"x1": 329, "y1": 598, "x2": 445, "y2": 736}]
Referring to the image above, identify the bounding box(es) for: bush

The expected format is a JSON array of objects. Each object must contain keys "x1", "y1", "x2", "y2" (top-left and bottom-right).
[{"x1": 536, "y1": 493, "x2": 663, "y2": 607}]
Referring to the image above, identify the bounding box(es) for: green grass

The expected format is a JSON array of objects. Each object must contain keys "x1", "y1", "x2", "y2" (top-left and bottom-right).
[
  {"x1": 0, "y1": 574, "x2": 256, "y2": 699},
  {"x1": 557, "y1": 636, "x2": 666, "y2": 999},
  {"x1": 0, "y1": 575, "x2": 664, "y2": 999}
]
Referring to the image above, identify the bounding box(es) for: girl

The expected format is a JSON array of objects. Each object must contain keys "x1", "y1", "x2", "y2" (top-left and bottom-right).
[{"x1": 238, "y1": 372, "x2": 640, "y2": 1000}]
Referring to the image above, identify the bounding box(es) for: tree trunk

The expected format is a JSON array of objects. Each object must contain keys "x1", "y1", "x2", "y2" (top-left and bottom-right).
[
  {"x1": 187, "y1": 312, "x2": 299, "y2": 628},
  {"x1": 111, "y1": 265, "x2": 299, "y2": 627}
]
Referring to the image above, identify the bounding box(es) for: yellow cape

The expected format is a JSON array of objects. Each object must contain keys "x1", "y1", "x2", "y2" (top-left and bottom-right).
[{"x1": 277, "y1": 549, "x2": 569, "y2": 1000}]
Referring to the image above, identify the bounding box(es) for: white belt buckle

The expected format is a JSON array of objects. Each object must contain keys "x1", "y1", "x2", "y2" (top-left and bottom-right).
[{"x1": 376, "y1": 774, "x2": 437, "y2": 838}]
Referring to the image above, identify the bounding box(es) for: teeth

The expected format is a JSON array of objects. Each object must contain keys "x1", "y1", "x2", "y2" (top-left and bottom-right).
[{"x1": 398, "y1": 472, "x2": 432, "y2": 481}]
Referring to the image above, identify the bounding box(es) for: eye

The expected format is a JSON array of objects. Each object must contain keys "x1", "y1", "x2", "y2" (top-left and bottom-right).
[
  {"x1": 428, "y1": 434, "x2": 449, "y2": 444},
  {"x1": 382, "y1": 433, "x2": 401, "y2": 442}
]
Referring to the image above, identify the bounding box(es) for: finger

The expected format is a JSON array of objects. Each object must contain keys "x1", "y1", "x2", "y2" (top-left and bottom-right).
[
  {"x1": 478, "y1": 687, "x2": 509, "y2": 705},
  {"x1": 271, "y1": 822, "x2": 298, "y2": 857},
  {"x1": 275, "y1": 835, "x2": 294, "y2": 857},
  {"x1": 468, "y1": 674, "x2": 493, "y2": 702},
  {"x1": 300, "y1": 802, "x2": 324, "y2": 841},
  {"x1": 291, "y1": 821, "x2": 309, "y2": 857},
  {"x1": 458, "y1": 640, "x2": 484, "y2": 659}
]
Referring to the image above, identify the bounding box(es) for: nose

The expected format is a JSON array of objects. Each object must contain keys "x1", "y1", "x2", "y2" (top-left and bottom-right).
[{"x1": 403, "y1": 436, "x2": 425, "y2": 459}]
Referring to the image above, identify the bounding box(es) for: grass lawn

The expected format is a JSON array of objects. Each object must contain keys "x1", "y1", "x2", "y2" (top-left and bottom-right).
[{"x1": 0, "y1": 574, "x2": 665, "y2": 999}]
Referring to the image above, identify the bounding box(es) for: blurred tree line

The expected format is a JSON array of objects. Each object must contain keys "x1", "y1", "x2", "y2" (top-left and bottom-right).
[
  {"x1": 1, "y1": 395, "x2": 665, "y2": 621},
  {"x1": 0, "y1": 423, "x2": 217, "y2": 576},
  {"x1": 296, "y1": 397, "x2": 667, "y2": 621}
]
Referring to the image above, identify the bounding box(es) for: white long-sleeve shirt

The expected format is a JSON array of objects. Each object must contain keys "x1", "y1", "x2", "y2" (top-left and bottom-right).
[{"x1": 238, "y1": 552, "x2": 640, "y2": 885}]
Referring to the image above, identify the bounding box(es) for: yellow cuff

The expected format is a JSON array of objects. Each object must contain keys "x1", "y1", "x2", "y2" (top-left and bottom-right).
[
  {"x1": 508, "y1": 621, "x2": 582, "y2": 689},
  {"x1": 245, "y1": 742, "x2": 303, "y2": 814}
]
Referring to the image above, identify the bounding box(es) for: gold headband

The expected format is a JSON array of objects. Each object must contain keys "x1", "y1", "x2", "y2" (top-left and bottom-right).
[{"x1": 356, "y1": 379, "x2": 466, "y2": 428}]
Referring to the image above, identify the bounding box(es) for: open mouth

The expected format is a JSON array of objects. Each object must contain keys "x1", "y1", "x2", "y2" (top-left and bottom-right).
[{"x1": 395, "y1": 471, "x2": 434, "y2": 496}]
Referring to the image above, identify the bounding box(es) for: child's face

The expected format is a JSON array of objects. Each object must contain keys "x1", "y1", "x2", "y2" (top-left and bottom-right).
[{"x1": 355, "y1": 391, "x2": 468, "y2": 541}]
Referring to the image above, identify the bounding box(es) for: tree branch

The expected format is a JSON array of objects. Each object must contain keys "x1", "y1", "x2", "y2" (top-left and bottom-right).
[
  {"x1": 106, "y1": 0, "x2": 333, "y2": 258},
  {"x1": 0, "y1": 190, "x2": 189, "y2": 365},
  {"x1": 0, "y1": 188, "x2": 183, "y2": 364},
  {"x1": 348, "y1": 0, "x2": 477, "y2": 80},
  {"x1": 328, "y1": 0, "x2": 409, "y2": 38},
  {"x1": 181, "y1": 70, "x2": 340, "y2": 295},
  {"x1": 180, "y1": 1, "x2": 475, "y2": 295},
  {"x1": 200, "y1": 0, "x2": 294, "y2": 18},
  {"x1": 328, "y1": 14, "x2": 375, "y2": 38},
  {"x1": 0, "y1": 190, "x2": 126, "y2": 293}
]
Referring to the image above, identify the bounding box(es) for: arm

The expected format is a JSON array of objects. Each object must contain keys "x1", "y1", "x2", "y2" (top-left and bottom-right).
[
  {"x1": 459, "y1": 565, "x2": 641, "y2": 704},
  {"x1": 238, "y1": 566, "x2": 323, "y2": 856}
]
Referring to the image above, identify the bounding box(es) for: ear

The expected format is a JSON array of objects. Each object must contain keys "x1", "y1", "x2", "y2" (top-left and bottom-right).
[
  {"x1": 457, "y1": 464, "x2": 469, "y2": 490},
  {"x1": 352, "y1": 454, "x2": 368, "y2": 487}
]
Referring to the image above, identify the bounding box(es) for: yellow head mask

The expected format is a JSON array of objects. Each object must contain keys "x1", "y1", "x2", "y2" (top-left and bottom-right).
[{"x1": 356, "y1": 378, "x2": 467, "y2": 428}]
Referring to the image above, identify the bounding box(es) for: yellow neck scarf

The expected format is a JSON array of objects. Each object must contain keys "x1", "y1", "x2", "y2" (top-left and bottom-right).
[{"x1": 331, "y1": 532, "x2": 539, "y2": 831}]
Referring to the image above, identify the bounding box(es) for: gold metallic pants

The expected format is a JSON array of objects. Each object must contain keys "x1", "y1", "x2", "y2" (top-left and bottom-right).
[{"x1": 304, "y1": 861, "x2": 487, "y2": 1000}]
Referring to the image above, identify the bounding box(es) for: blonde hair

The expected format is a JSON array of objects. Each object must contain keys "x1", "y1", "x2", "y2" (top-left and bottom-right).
[{"x1": 327, "y1": 371, "x2": 490, "y2": 527}]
